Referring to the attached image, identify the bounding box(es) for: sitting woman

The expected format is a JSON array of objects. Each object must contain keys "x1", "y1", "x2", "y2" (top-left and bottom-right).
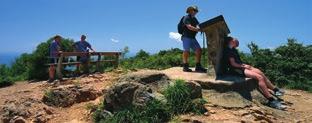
[{"x1": 223, "y1": 36, "x2": 286, "y2": 110}]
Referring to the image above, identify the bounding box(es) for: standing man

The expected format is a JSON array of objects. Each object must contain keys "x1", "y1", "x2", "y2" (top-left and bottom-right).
[
  {"x1": 73, "y1": 35, "x2": 95, "y2": 74},
  {"x1": 181, "y1": 5, "x2": 206, "y2": 72},
  {"x1": 48, "y1": 35, "x2": 62, "y2": 82}
]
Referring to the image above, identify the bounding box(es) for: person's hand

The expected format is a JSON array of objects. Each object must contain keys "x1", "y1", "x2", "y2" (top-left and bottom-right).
[
  {"x1": 196, "y1": 27, "x2": 202, "y2": 32},
  {"x1": 242, "y1": 64, "x2": 252, "y2": 69}
]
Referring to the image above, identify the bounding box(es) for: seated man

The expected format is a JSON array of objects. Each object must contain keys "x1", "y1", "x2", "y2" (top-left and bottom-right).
[
  {"x1": 224, "y1": 36, "x2": 286, "y2": 110},
  {"x1": 73, "y1": 35, "x2": 95, "y2": 74}
]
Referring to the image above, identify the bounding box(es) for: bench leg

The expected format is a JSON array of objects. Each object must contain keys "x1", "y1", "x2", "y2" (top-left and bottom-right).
[{"x1": 56, "y1": 55, "x2": 63, "y2": 80}]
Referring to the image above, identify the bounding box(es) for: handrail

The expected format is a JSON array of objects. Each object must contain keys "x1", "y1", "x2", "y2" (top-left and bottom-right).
[
  {"x1": 49, "y1": 51, "x2": 121, "y2": 79},
  {"x1": 56, "y1": 52, "x2": 121, "y2": 57}
]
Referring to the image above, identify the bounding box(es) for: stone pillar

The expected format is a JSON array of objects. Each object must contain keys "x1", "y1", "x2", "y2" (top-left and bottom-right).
[{"x1": 199, "y1": 15, "x2": 230, "y2": 78}]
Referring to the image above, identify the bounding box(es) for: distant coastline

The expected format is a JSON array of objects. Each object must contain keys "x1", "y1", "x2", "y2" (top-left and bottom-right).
[
  {"x1": 0, "y1": 53, "x2": 21, "y2": 66},
  {"x1": 0, "y1": 52, "x2": 138, "y2": 66}
]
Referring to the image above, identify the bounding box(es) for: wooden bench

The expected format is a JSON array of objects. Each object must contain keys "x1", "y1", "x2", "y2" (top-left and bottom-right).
[{"x1": 47, "y1": 52, "x2": 121, "y2": 79}]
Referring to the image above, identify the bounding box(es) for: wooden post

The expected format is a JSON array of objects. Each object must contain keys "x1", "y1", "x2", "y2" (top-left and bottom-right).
[
  {"x1": 96, "y1": 53, "x2": 101, "y2": 72},
  {"x1": 199, "y1": 15, "x2": 230, "y2": 79},
  {"x1": 115, "y1": 53, "x2": 119, "y2": 68},
  {"x1": 56, "y1": 53, "x2": 63, "y2": 80}
]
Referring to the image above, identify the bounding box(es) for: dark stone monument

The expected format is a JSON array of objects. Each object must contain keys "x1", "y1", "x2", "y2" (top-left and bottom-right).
[{"x1": 199, "y1": 15, "x2": 230, "y2": 78}]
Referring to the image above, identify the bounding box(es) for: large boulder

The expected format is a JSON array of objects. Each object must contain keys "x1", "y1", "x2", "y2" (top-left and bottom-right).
[
  {"x1": 185, "y1": 81, "x2": 202, "y2": 99},
  {"x1": 118, "y1": 71, "x2": 170, "y2": 92},
  {"x1": 42, "y1": 85, "x2": 101, "y2": 107},
  {"x1": 103, "y1": 82, "x2": 154, "y2": 112}
]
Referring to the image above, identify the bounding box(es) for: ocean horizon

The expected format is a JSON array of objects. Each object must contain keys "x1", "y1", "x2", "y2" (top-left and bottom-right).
[
  {"x1": 0, "y1": 52, "x2": 139, "y2": 66},
  {"x1": 0, "y1": 52, "x2": 22, "y2": 66}
]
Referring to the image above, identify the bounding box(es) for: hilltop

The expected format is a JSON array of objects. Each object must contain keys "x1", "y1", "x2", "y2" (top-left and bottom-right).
[{"x1": 1, "y1": 68, "x2": 312, "y2": 123}]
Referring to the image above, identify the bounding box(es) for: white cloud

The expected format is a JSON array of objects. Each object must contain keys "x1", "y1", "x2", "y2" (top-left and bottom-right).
[
  {"x1": 169, "y1": 32, "x2": 181, "y2": 42},
  {"x1": 111, "y1": 38, "x2": 119, "y2": 43}
]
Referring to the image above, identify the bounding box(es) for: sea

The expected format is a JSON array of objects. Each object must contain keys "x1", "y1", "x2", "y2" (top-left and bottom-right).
[{"x1": 0, "y1": 53, "x2": 21, "y2": 66}]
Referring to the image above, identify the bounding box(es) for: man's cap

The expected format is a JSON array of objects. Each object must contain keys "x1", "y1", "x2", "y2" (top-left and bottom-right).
[
  {"x1": 54, "y1": 35, "x2": 61, "y2": 39},
  {"x1": 186, "y1": 5, "x2": 199, "y2": 13}
]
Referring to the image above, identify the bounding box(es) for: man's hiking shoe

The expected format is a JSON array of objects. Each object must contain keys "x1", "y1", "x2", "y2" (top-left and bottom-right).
[
  {"x1": 268, "y1": 100, "x2": 287, "y2": 110},
  {"x1": 195, "y1": 67, "x2": 207, "y2": 73},
  {"x1": 273, "y1": 89, "x2": 285, "y2": 96},
  {"x1": 183, "y1": 63, "x2": 192, "y2": 72},
  {"x1": 183, "y1": 68, "x2": 192, "y2": 72},
  {"x1": 195, "y1": 63, "x2": 207, "y2": 73},
  {"x1": 47, "y1": 79, "x2": 54, "y2": 83}
]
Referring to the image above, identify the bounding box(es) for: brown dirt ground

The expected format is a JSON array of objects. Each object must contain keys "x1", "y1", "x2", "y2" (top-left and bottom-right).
[
  {"x1": 172, "y1": 89, "x2": 312, "y2": 123},
  {"x1": 0, "y1": 71, "x2": 121, "y2": 123},
  {"x1": 1, "y1": 68, "x2": 312, "y2": 123}
]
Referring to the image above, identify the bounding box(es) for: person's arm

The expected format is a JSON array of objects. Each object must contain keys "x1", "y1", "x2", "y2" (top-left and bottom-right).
[
  {"x1": 184, "y1": 16, "x2": 201, "y2": 32},
  {"x1": 186, "y1": 24, "x2": 200, "y2": 32},
  {"x1": 87, "y1": 42, "x2": 95, "y2": 52},
  {"x1": 229, "y1": 57, "x2": 244, "y2": 68},
  {"x1": 229, "y1": 58, "x2": 252, "y2": 69}
]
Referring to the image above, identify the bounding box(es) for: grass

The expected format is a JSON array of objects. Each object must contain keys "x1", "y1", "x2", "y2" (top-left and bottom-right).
[
  {"x1": 163, "y1": 79, "x2": 193, "y2": 114},
  {"x1": 93, "y1": 99, "x2": 170, "y2": 123},
  {"x1": 43, "y1": 90, "x2": 57, "y2": 106}
]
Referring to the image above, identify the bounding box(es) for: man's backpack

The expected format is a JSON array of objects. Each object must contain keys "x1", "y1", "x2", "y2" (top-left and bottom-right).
[{"x1": 177, "y1": 16, "x2": 186, "y2": 34}]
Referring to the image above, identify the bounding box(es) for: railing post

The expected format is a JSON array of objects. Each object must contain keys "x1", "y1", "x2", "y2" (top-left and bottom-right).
[
  {"x1": 56, "y1": 53, "x2": 63, "y2": 80},
  {"x1": 96, "y1": 53, "x2": 101, "y2": 72},
  {"x1": 115, "y1": 53, "x2": 119, "y2": 68}
]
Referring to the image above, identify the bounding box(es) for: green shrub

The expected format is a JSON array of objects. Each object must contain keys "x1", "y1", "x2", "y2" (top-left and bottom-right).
[
  {"x1": 95, "y1": 99, "x2": 170, "y2": 123},
  {"x1": 245, "y1": 39, "x2": 312, "y2": 92},
  {"x1": 163, "y1": 79, "x2": 192, "y2": 114},
  {"x1": 0, "y1": 77, "x2": 13, "y2": 87},
  {"x1": 0, "y1": 65, "x2": 14, "y2": 87}
]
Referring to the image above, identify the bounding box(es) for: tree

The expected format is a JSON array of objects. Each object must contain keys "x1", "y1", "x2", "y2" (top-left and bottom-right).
[
  {"x1": 135, "y1": 49, "x2": 149, "y2": 59},
  {"x1": 9, "y1": 37, "x2": 75, "y2": 80},
  {"x1": 121, "y1": 46, "x2": 129, "y2": 59}
]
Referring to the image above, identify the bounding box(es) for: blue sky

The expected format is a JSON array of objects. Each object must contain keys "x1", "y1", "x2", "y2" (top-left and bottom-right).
[{"x1": 0, "y1": 0, "x2": 311, "y2": 55}]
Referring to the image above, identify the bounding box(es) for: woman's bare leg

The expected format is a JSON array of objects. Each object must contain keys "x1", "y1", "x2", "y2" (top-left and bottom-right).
[
  {"x1": 244, "y1": 69, "x2": 272, "y2": 98},
  {"x1": 250, "y1": 67, "x2": 275, "y2": 90}
]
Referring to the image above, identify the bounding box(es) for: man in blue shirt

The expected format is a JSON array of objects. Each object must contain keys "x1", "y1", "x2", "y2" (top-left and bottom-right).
[
  {"x1": 181, "y1": 6, "x2": 206, "y2": 72},
  {"x1": 74, "y1": 35, "x2": 95, "y2": 53},
  {"x1": 74, "y1": 35, "x2": 95, "y2": 74},
  {"x1": 48, "y1": 35, "x2": 62, "y2": 82}
]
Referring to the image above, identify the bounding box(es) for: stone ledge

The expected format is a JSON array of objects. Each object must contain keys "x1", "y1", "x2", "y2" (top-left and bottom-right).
[{"x1": 162, "y1": 67, "x2": 258, "y2": 92}]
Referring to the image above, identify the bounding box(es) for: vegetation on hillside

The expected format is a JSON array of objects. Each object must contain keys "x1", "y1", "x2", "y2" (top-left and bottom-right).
[
  {"x1": 120, "y1": 38, "x2": 312, "y2": 92},
  {"x1": 0, "y1": 38, "x2": 311, "y2": 92},
  {"x1": 243, "y1": 39, "x2": 312, "y2": 92}
]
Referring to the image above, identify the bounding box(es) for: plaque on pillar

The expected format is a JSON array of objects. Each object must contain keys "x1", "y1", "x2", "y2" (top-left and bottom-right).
[{"x1": 199, "y1": 15, "x2": 230, "y2": 78}]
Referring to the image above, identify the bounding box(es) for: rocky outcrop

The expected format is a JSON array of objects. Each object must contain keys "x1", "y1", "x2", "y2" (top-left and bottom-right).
[
  {"x1": 118, "y1": 70, "x2": 170, "y2": 92},
  {"x1": 103, "y1": 82, "x2": 154, "y2": 112},
  {"x1": 185, "y1": 81, "x2": 203, "y2": 99},
  {"x1": 103, "y1": 71, "x2": 205, "y2": 114},
  {"x1": 42, "y1": 85, "x2": 101, "y2": 107}
]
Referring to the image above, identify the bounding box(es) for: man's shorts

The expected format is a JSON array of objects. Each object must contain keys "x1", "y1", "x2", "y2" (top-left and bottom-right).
[
  {"x1": 229, "y1": 68, "x2": 246, "y2": 77},
  {"x1": 49, "y1": 57, "x2": 59, "y2": 64},
  {"x1": 181, "y1": 36, "x2": 201, "y2": 52}
]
